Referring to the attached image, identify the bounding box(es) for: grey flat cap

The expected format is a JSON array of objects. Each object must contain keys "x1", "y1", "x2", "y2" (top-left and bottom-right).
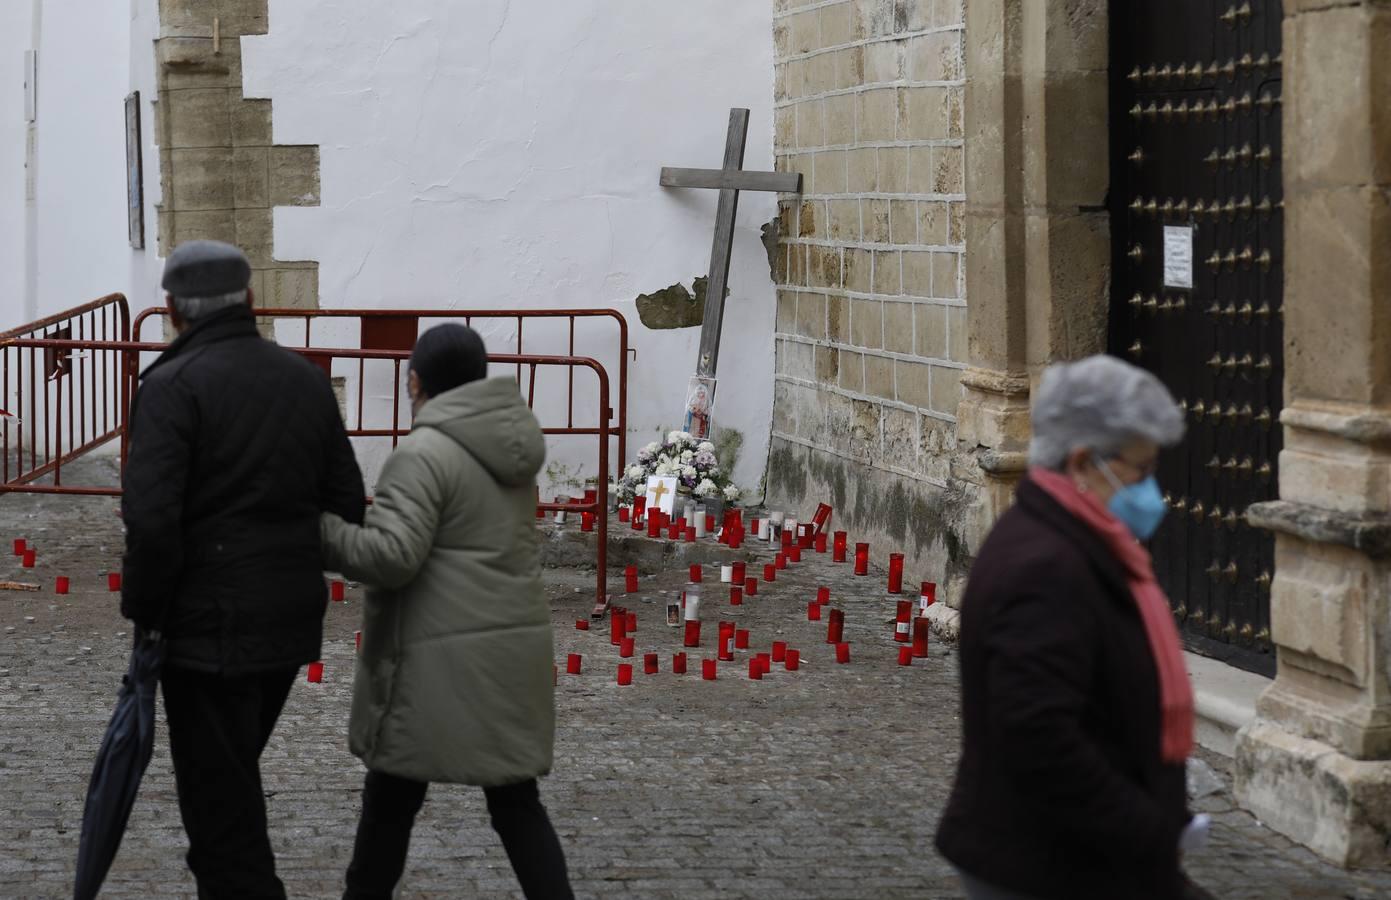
[{"x1": 161, "y1": 240, "x2": 252, "y2": 298}]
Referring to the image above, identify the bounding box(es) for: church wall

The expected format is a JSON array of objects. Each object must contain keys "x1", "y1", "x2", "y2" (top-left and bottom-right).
[
  {"x1": 236, "y1": 0, "x2": 781, "y2": 497},
  {"x1": 768, "y1": 0, "x2": 969, "y2": 591}
]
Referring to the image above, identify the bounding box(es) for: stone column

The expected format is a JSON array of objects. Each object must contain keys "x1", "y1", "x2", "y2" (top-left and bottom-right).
[
  {"x1": 1236, "y1": 0, "x2": 1391, "y2": 868},
  {"x1": 952, "y1": 0, "x2": 1109, "y2": 604}
]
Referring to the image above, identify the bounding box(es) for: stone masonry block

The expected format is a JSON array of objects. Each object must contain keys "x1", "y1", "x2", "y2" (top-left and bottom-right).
[
  {"x1": 837, "y1": 46, "x2": 869, "y2": 91},
  {"x1": 865, "y1": 198, "x2": 891, "y2": 243},
  {"x1": 232, "y1": 147, "x2": 269, "y2": 208},
  {"x1": 896, "y1": 359, "x2": 932, "y2": 409},
  {"x1": 232, "y1": 97, "x2": 273, "y2": 147},
  {"x1": 776, "y1": 290, "x2": 798, "y2": 333},
  {"x1": 164, "y1": 88, "x2": 232, "y2": 149},
  {"x1": 851, "y1": 299, "x2": 884, "y2": 350},
  {"x1": 811, "y1": 245, "x2": 843, "y2": 290},
  {"x1": 820, "y1": 1, "x2": 860, "y2": 46},
  {"x1": 813, "y1": 151, "x2": 849, "y2": 194},
  {"x1": 235, "y1": 207, "x2": 274, "y2": 267},
  {"x1": 828, "y1": 295, "x2": 850, "y2": 342},
  {"x1": 864, "y1": 40, "x2": 905, "y2": 83},
  {"x1": 847, "y1": 148, "x2": 878, "y2": 192},
  {"x1": 933, "y1": 251, "x2": 961, "y2": 298},
  {"x1": 935, "y1": 0, "x2": 964, "y2": 28},
  {"x1": 883, "y1": 406, "x2": 920, "y2": 471},
  {"x1": 840, "y1": 350, "x2": 866, "y2": 392},
  {"x1": 873, "y1": 250, "x2": 902, "y2": 295},
  {"x1": 864, "y1": 353, "x2": 894, "y2": 400},
  {"x1": 857, "y1": 88, "x2": 899, "y2": 142},
  {"x1": 816, "y1": 345, "x2": 842, "y2": 384},
  {"x1": 946, "y1": 304, "x2": 967, "y2": 362},
  {"x1": 788, "y1": 9, "x2": 822, "y2": 54},
  {"x1": 934, "y1": 145, "x2": 964, "y2": 194},
  {"x1": 890, "y1": 200, "x2": 917, "y2": 244},
  {"x1": 803, "y1": 55, "x2": 836, "y2": 97},
  {"x1": 883, "y1": 301, "x2": 914, "y2": 354},
  {"x1": 930, "y1": 365, "x2": 962, "y2": 415},
  {"x1": 915, "y1": 303, "x2": 948, "y2": 358},
  {"x1": 903, "y1": 0, "x2": 935, "y2": 31},
  {"x1": 829, "y1": 200, "x2": 861, "y2": 240},
  {"x1": 902, "y1": 250, "x2": 932, "y2": 297},
  {"x1": 171, "y1": 209, "x2": 236, "y2": 246},
  {"x1": 918, "y1": 201, "x2": 950, "y2": 244},
  {"x1": 907, "y1": 31, "x2": 963, "y2": 83},
  {"x1": 845, "y1": 248, "x2": 873, "y2": 293},
  {"x1": 263, "y1": 265, "x2": 320, "y2": 310},
  {"x1": 900, "y1": 86, "x2": 950, "y2": 141},
  {"x1": 797, "y1": 292, "x2": 828, "y2": 340},
  {"x1": 167, "y1": 148, "x2": 235, "y2": 212},
  {"x1": 797, "y1": 99, "x2": 826, "y2": 149},
  {"x1": 878, "y1": 147, "x2": 910, "y2": 193},
  {"x1": 824, "y1": 94, "x2": 857, "y2": 146},
  {"x1": 1270, "y1": 540, "x2": 1372, "y2": 688}
]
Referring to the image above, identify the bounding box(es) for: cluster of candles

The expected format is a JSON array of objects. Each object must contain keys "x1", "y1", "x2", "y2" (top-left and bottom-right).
[
  {"x1": 11, "y1": 538, "x2": 125, "y2": 595},
  {"x1": 541, "y1": 488, "x2": 603, "y2": 532}
]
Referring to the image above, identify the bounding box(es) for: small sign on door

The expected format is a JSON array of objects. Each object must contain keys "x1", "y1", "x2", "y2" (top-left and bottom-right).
[{"x1": 1163, "y1": 225, "x2": 1194, "y2": 290}]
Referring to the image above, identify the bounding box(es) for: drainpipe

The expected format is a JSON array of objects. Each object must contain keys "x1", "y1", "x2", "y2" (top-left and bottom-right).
[{"x1": 22, "y1": 0, "x2": 43, "y2": 323}]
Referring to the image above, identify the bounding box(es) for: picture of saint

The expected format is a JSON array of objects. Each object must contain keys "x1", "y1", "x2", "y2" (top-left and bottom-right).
[{"x1": 684, "y1": 377, "x2": 715, "y2": 440}]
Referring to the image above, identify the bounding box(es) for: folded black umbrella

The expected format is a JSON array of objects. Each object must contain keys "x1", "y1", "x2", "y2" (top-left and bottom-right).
[{"x1": 73, "y1": 630, "x2": 165, "y2": 900}]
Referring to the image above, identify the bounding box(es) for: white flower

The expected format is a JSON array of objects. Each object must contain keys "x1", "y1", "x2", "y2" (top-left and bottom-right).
[
  {"x1": 655, "y1": 462, "x2": 674, "y2": 476},
  {"x1": 698, "y1": 441, "x2": 715, "y2": 453},
  {"x1": 723, "y1": 485, "x2": 741, "y2": 501},
  {"x1": 680, "y1": 449, "x2": 695, "y2": 462},
  {"x1": 694, "y1": 478, "x2": 718, "y2": 497},
  {"x1": 667, "y1": 430, "x2": 692, "y2": 445},
  {"x1": 682, "y1": 465, "x2": 697, "y2": 479},
  {"x1": 627, "y1": 465, "x2": 644, "y2": 479}
]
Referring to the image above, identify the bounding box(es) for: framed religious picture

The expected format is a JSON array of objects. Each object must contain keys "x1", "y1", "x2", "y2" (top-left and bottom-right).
[
  {"x1": 683, "y1": 376, "x2": 715, "y2": 441},
  {"x1": 125, "y1": 92, "x2": 144, "y2": 250},
  {"x1": 644, "y1": 475, "x2": 679, "y2": 518}
]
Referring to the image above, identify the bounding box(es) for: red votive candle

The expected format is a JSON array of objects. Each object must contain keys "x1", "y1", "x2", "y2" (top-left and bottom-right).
[
  {"x1": 22, "y1": 549, "x2": 35, "y2": 568},
  {"x1": 690, "y1": 564, "x2": 703, "y2": 583},
  {"x1": 584, "y1": 488, "x2": 598, "y2": 505},
  {"x1": 576, "y1": 619, "x2": 590, "y2": 631},
  {"x1": 745, "y1": 577, "x2": 758, "y2": 596},
  {"x1": 632, "y1": 512, "x2": 643, "y2": 531},
  {"x1": 619, "y1": 637, "x2": 635, "y2": 658},
  {"x1": 618, "y1": 506, "x2": 630, "y2": 523},
  {"x1": 836, "y1": 642, "x2": 851, "y2": 664},
  {"x1": 913, "y1": 618, "x2": 930, "y2": 658},
  {"x1": 730, "y1": 586, "x2": 744, "y2": 606},
  {"x1": 785, "y1": 649, "x2": 801, "y2": 671},
  {"x1": 55, "y1": 576, "x2": 69, "y2": 595},
  {"x1": 781, "y1": 530, "x2": 793, "y2": 549},
  {"x1": 898, "y1": 646, "x2": 913, "y2": 666},
  {"x1": 625, "y1": 565, "x2": 639, "y2": 593},
  {"x1": 730, "y1": 531, "x2": 744, "y2": 550},
  {"x1": 12, "y1": 539, "x2": 25, "y2": 556},
  {"x1": 763, "y1": 564, "x2": 776, "y2": 583},
  {"x1": 920, "y1": 581, "x2": 937, "y2": 613},
  {"x1": 567, "y1": 653, "x2": 583, "y2": 675},
  {"x1": 833, "y1": 531, "x2": 848, "y2": 562},
  {"x1": 854, "y1": 543, "x2": 870, "y2": 576},
  {"x1": 808, "y1": 602, "x2": 821, "y2": 621},
  {"x1": 667, "y1": 522, "x2": 681, "y2": 540},
  {"x1": 648, "y1": 516, "x2": 662, "y2": 538},
  {"x1": 702, "y1": 658, "x2": 717, "y2": 680},
  {"x1": 749, "y1": 518, "x2": 760, "y2": 537},
  {"x1": 888, "y1": 553, "x2": 905, "y2": 593},
  {"x1": 355, "y1": 630, "x2": 361, "y2": 651},
  {"x1": 674, "y1": 517, "x2": 686, "y2": 533},
  {"x1": 816, "y1": 586, "x2": 831, "y2": 605},
  {"x1": 610, "y1": 612, "x2": 626, "y2": 645},
  {"x1": 644, "y1": 653, "x2": 659, "y2": 675},
  {"x1": 772, "y1": 641, "x2": 787, "y2": 663},
  {"x1": 827, "y1": 610, "x2": 845, "y2": 644},
  {"x1": 895, "y1": 600, "x2": 913, "y2": 643},
  {"x1": 331, "y1": 580, "x2": 346, "y2": 602},
  {"x1": 307, "y1": 661, "x2": 324, "y2": 683},
  {"x1": 673, "y1": 652, "x2": 688, "y2": 674},
  {"x1": 706, "y1": 514, "x2": 715, "y2": 533},
  {"x1": 718, "y1": 633, "x2": 734, "y2": 661},
  {"x1": 617, "y1": 663, "x2": 633, "y2": 685},
  {"x1": 749, "y1": 658, "x2": 763, "y2": 680},
  {"x1": 107, "y1": 572, "x2": 121, "y2": 592},
  {"x1": 626, "y1": 611, "x2": 638, "y2": 633},
  {"x1": 756, "y1": 653, "x2": 772, "y2": 674},
  {"x1": 581, "y1": 512, "x2": 595, "y2": 532},
  {"x1": 812, "y1": 503, "x2": 833, "y2": 533},
  {"x1": 683, "y1": 619, "x2": 701, "y2": 648},
  {"x1": 815, "y1": 532, "x2": 828, "y2": 553},
  {"x1": 634, "y1": 496, "x2": 647, "y2": 518},
  {"x1": 732, "y1": 561, "x2": 746, "y2": 584},
  {"x1": 775, "y1": 553, "x2": 787, "y2": 570},
  {"x1": 685, "y1": 526, "x2": 696, "y2": 543},
  {"x1": 735, "y1": 628, "x2": 750, "y2": 649},
  {"x1": 789, "y1": 546, "x2": 802, "y2": 563}
]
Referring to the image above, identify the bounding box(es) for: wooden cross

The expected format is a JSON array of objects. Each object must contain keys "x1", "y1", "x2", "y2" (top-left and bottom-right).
[
  {"x1": 661, "y1": 108, "x2": 802, "y2": 378},
  {"x1": 649, "y1": 481, "x2": 670, "y2": 507}
]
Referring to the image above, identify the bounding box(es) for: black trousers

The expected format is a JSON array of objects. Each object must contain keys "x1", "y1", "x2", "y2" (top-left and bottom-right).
[
  {"x1": 161, "y1": 666, "x2": 297, "y2": 900},
  {"x1": 344, "y1": 770, "x2": 574, "y2": 900}
]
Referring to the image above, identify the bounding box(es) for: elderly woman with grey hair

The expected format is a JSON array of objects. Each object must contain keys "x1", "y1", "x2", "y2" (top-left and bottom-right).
[{"x1": 936, "y1": 355, "x2": 1213, "y2": 900}]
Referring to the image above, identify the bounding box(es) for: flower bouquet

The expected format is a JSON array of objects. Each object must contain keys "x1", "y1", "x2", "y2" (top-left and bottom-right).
[{"x1": 613, "y1": 431, "x2": 741, "y2": 506}]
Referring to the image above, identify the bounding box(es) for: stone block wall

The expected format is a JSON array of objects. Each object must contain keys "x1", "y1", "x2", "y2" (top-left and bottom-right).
[
  {"x1": 155, "y1": 0, "x2": 319, "y2": 309},
  {"x1": 768, "y1": 0, "x2": 970, "y2": 587}
]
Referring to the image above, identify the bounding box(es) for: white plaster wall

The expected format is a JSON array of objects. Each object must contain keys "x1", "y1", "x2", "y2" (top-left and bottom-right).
[
  {"x1": 0, "y1": 0, "x2": 163, "y2": 335},
  {"x1": 243, "y1": 1, "x2": 779, "y2": 499}
]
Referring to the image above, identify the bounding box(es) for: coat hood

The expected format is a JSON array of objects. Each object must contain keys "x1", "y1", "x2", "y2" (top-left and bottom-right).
[{"x1": 413, "y1": 378, "x2": 546, "y2": 487}]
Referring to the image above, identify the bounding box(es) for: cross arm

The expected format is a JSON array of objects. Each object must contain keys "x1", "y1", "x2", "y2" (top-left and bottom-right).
[{"x1": 660, "y1": 167, "x2": 803, "y2": 194}]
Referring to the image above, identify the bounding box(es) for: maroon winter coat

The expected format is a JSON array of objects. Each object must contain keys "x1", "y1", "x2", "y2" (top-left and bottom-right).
[{"x1": 936, "y1": 476, "x2": 1191, "y2": 900}]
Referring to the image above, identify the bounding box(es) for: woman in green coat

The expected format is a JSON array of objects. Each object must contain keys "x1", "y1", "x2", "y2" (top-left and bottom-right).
[{"x1": 321, "y1": 324, "x2": 573, "y2": 900}]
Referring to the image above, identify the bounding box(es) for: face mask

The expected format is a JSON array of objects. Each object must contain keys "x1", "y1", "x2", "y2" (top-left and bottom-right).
[{"x1": 1096, "y1": 457, "x2": 1167, "y2": 540}]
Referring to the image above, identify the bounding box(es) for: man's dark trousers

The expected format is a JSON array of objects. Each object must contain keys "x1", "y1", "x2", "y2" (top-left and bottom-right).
[{"x1": 161, "y1": 666, "x2": 297, "y2": 900}]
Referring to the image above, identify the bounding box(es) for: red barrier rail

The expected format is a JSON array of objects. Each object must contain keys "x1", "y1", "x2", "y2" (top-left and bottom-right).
[
  {"x1": 0, "y1": 337, "x2": 613, "y2": 609},
  {"x1": 0, "y1": 295, "x2": 131, "y2": 491},
  {"x1": 133, "y1": 306, "x2": 632, "y2": 481}
]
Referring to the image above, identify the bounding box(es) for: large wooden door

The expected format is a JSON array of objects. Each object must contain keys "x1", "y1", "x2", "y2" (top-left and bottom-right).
[{"x1": 1109, "y1": 1, "x2": 1284, "y2": 676}]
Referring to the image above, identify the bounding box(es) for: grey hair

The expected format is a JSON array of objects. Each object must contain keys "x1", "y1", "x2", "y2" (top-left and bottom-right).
[
  {"x1": 170, "y1": 289, "x2": 248, "y2": 323},
  {"x1": 1028, "y1": 355, "x2": 1185, "y2": 470}
]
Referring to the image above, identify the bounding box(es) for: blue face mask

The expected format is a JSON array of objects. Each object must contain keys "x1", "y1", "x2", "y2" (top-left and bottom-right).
[{"x1": 1096, "y1": 457, "x2": 1167, "y2": 540}]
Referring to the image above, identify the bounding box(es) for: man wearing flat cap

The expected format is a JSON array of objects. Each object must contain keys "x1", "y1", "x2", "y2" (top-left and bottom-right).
[{"x1": 120, "y1": 240, "x2": 365, "y2": 898}]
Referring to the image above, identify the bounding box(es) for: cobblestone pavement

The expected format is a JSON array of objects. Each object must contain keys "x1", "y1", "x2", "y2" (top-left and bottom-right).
[{"x1": 2, "y1": 461, "x2": 1390, "y2": 898}]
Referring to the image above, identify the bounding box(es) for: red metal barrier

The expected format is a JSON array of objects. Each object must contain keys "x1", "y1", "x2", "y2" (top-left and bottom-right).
[
  {"x1": 133, "y1": 306, "x2": 632, "y2": 481},
  {"x1": 0, "y1": 295, "x2": 131, "y2": 491},
  {"x1": 0, "y1": 335, "x2": 613, "y2": 609}
]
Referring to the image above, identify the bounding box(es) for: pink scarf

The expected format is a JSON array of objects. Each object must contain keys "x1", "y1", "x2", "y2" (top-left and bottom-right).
[{"x1": 1030, "y1": 466, "x2": 1194, "y2": 764}]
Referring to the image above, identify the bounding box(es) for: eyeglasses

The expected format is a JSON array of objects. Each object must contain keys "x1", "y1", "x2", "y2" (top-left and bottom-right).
[{"x1": 1106, "y1": 454, "x2": 1160, "y2": 480}]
